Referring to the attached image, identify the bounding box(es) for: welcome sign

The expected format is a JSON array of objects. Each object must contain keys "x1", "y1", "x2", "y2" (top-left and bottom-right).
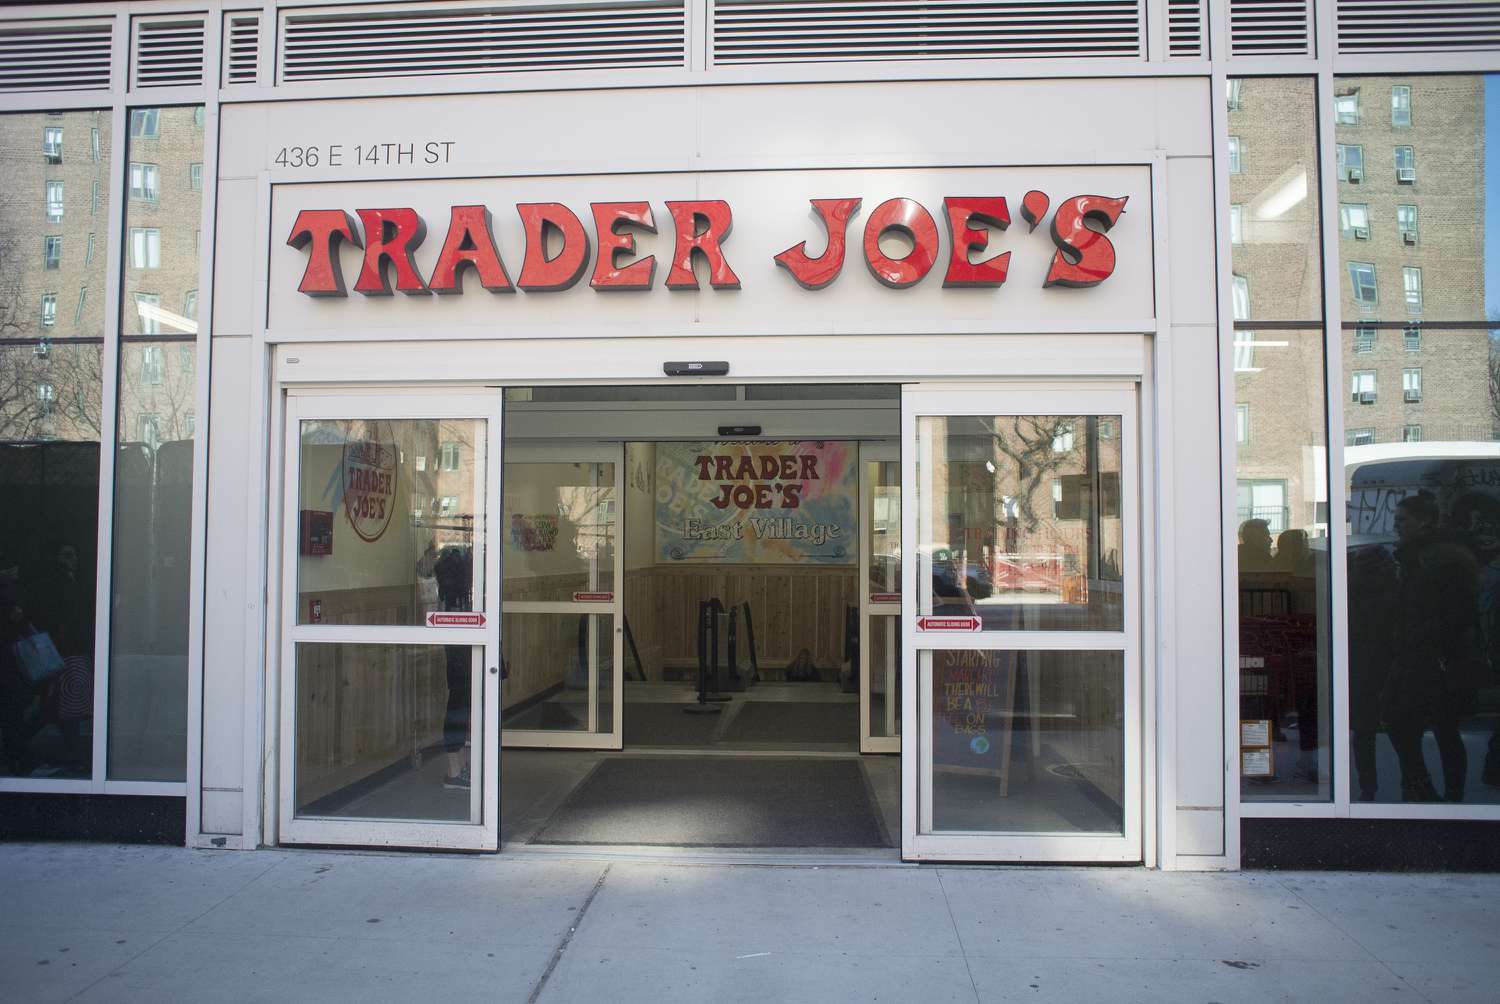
[{"x1": 656, "y1": 441, "x2": 857, "y2": 564}]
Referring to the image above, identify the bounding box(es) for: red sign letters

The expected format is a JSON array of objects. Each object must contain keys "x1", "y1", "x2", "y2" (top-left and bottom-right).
[{"x1": 287, "y1": 193, "x2": 1128, "y2": 297}]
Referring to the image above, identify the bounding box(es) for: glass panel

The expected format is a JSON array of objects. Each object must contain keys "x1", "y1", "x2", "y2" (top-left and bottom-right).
[
  {"x1": 1228, "y1": 78, "x2": 1333, "y2": 803},
  {"x1": 916, "y1": 415, "x2": 1123, "y2": 632},
  {"x1": 867, "y1": 458, "x2": 900, "y2": 598},
  {"x1": 294, "y1": 642, "x2": 479, "y2": 821},
  {"x1": 0, "y1": 109, "x2": 112, "y2": 780},
  {"x1": 928, "y1": 649, "x2": 1124, "y2": 834},
  {"x1": 744, "y1": 384, "x2": 900, "y2": 400},
  {"x1": 868, "y1": 613, "x2": 901, "y2": 739},
  {"x1": 501, "y1": 612, "x2": 611, "y2": 733},
  {"x1": 108, "y1": 106, "x2": 203, "y2": 780},
  {"x1": 1345, "y1": 328, "x2": 1500, "y2": 805},
  {"x1": 502, "y1": 462, "x2": 615, "y2": 603},
  {"x1": 297, "y1": 418, "x2": 485, "y2": 627}
]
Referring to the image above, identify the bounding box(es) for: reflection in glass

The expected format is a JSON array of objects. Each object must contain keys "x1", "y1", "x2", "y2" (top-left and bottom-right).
[
  {"x1": 1228, "y1": 78, "x2": 1333, "y2": 802},
  {"x1": 916, "y1": 415, "x2": 1123, "y2": 631},
  {"x1": 928, "y1": 649, "x2": 1123, "y2": 834},
  {"x1": 109, "y1": 106, "x2": 204, "y2": 780},
  {"x1": 867, "y1": 458, "x2": 900, "y2": 598},
  {"x1": 868, "y1": 614, "x2": 900, "y2": 739},
  {"x1": 501, "y1": 613, "x2": 612, "y2": 733},
  {"x1": 294, "y1": 643, "x2": 479, "y2": 821},
  {"x1": 0, "y1": 109, "x2": 112, "y2": 780},
  {"x1": 296, "y1": 418, "x2": 485, "y2": 627},
  {"x1": 502, "y1": 462, "x2": 615, "y2": 602}
]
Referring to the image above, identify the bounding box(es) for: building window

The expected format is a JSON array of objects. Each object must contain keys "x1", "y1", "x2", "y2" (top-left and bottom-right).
[
  {"x1": 1336, "y1": 144, "x2": 1364, "y2": 183},
  {"x1": 43, "y1": 235, "x2": 62, "y2": 270},
  {"x1": 1229, "y1": 204, "x2": 1243, "y2": 245},
  {"x1": 1347, "y1": 261, "x2": 1377, "y2": 307},
  {"x1": 1395, "y1": 145, "x2": 1416, "y2": 184},
  {"x1": 1351, "y1": 370, "x2": 1377, "y2": 404},
  {"x1": 140, "y1": 343, "x2": 164, "y2": 384},
  {"x1": 1402, "y1": 367, "x2": 1422, "y2": 402},
  {"x1": 45, "y1": 180, "x2": 63, "y2": 222},
  {"x1": 189, "y1": 162, "x2": 202, "y2": 192},
  {"x1": 1402, "y1": 424, "x2": 1423, "y2": 443},
  {"x1": 129, "y1": 107, "x2": 159, "y2": 139},
  {"x1": 1396, "y1": 204, "x2": 1418, "y2": 246},
  {"x1": 90, "y1": 180, "x2": 99, "y2": 216},
  {"x1": 1227, "y1": 136, "x2": 1243, "y2": 174},
  {"x1": 36, "y1": 382, "x2": 56, "y2": 416},
  {"x1": 193, "y1": 106, "x2": 205, "y2": 130},
  {"x1": 414, "y1": 454, "x2": 427, "y2": 472},
  {"x1": 1232, "y1": 275, "x2": 1254, "y2": 371},
  {"x1": 1236, "y1": 404, "x2": 1249, "y2": 445},
  {"x1": 85, "y1": 233, "x2": 95, "y2": 266},
  {"x1": 40, "y1": 293, "x2": 57, "y2": 328},
  {"x1": 179, "y1": 345, "x2": 193, "y2": 372},
  {"x1": 90, "y1": 126, "x2": 100, "y2": 162},
  {"x1": 1353, "y1": 324, "x2": 1376, "y2": 353},
  {"x1": 135, "y1": 294, "x2": 162, "y2": 337},
  {"x1": 74, "y1": 288, "x2": 87, "y2": 325},
  {"x1": 184, "y1": 412, "x2": 195, "y2": 437},
  {"x1": 129, "y1": 162, "x2": 159, "y2": 201},
  {"x1": 135, "y1": 413, "x2": 161, "y2": 449},
  {"x1": 1346, "y1": 427, "x2": 1376, "y2": 446},
  {"x1": 129, "y1": 227, "x2": 161, "y2": 269},
  {"x1": 1051, "y1": 422, "x2": 1075, "y2": 453},
  {"x1": 1339, "y1": 203, "x2": 1370, "y2": 239},
  {"x1": 440, "y1": 442, "x2": 461, "y2": 471},
  {"x1": 1334, "y1": 89, "x2": 1360, "y2": 125},
  {"x1": 184, "y1": 290, "x2": 198, "y2": 319},
  {"x1": 1236, "y1": 479, "x2": 1287, "y2": 533},
  {"x1": 1403, "y1": 266, "x2": 1423, "y2": 312},
  {"x1": 1391, "y1": 84, "x2": 1411, "y2": 127},
  {"x1": 438, "y1": 495, "x2": 458, "y2": 516},
  {"x1": 1226, "y1": 78, "x2": 1243, "y2": 111},
  {"x1": 1403, "y1": 323, "x2": 1421, "y2": 352},
  {"x1": 42, "y1": 126, "x2": 62, "y2": 163}
]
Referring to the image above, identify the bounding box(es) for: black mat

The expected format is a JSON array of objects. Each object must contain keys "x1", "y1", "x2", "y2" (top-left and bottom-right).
[
  {"x1": 528, "y1": 756, "x2": 890, "y2": 847},
  {"x1": 622, "y1": 702, "x2": 726, "y2": 747},
  {"x1": 720, "y1": 701, "x2": 859, "y2": 745}
]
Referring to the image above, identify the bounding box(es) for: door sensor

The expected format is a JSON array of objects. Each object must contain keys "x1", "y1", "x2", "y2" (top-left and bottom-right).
[
  {"x1": 718, "y1": 426, "x2": 761, "y2": 437},
  {"x1": 663, "y1": 360, "x2": 729, "y2": 377}
]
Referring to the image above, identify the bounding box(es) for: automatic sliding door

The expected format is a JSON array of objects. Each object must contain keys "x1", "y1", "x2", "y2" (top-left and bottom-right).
[
  {"x1": 861, "y1": 442, "x2": 901, "y2": 753},
  {"x1": 902, "y1": 387, "x2": 1140, "y2": 863}
]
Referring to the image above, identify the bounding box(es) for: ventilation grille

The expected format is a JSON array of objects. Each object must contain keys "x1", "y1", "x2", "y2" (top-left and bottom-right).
[
  {"x1": 279, "y1": 2, "x2": 686, "y2": 82},
  {"x1": 1167, "y1": 0, "x2": 1205, "y2": 56},
  {"x1": 1337, "y1": 1, "x2": 1500, "y2": 52},
  {"x1": 1229, "y1": 0, "x2": 1312, "y2": 56},
  {"x1": 224, "y1": 13, "x2": 261, "y2": 85},
  {"x1": 0, "y1": 20, "x2": 112, "y2": 92},
  {"x1": 132, "y1": 17, "x2": 206, "y2": 88},
  {"x1": 711, "y1": 1, "x2": 1144, "y2": 64}
]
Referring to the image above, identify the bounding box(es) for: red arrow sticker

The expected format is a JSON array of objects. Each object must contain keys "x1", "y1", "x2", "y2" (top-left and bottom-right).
[
  {"x1": 572, "y1": 592, "x2": 614, "y2": 602},
  {"x1": 426, "y1": 611, "x2": 486, "y2": 627},
  {"x1": 916, "y1": 615, "x2": 982, "y2": 632},
  {"x1": 870, "y1": 593, "x2": 901, "y2": 604}
]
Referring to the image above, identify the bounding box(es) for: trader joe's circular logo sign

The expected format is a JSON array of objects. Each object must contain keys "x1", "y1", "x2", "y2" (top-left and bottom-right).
[{"x1": 341, "y1": 421, "x2": 397, "y2": 542}]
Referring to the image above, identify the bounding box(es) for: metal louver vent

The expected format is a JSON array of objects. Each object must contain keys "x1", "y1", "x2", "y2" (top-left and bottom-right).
[
  {"x1": 712, "y1": 1, "x2": 1143, "y2": 64},
  {"x1": 224, "y1": 13, "x2": 261, "y2": 85},
  {"x1": 1168, "y1": 0, "x2": 1206, "y2": 56},
  {"x1": 132, "y1": 16, "x2": 206, "y2": 88},
  {"x1": 0, "y1": 20, "x2": 112, "y2": 92},
  {"x1": 279, "y1": 2, "x2": 686, "y2": 82},
  {"x1": 1337, "y1": 1, "x2": 1500, "y2": 52},
  {"x1": 1229, "y1": 0, "x2": 1312, "y2": 56}
]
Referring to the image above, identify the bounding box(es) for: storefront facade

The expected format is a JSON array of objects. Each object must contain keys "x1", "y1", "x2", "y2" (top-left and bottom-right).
[{"x1": 1, "y1": 0, "x2": 1496, "y2": 870}]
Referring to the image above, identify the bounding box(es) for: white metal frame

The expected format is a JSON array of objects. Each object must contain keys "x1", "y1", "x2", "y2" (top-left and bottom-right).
[
  {"x1": 858, "y1": 439, "x2": 901, "y2": 755},
  {"x1": 499, "y1": 441, "x2": 626, "y2": 751},
  {"x1": 901, "y1": 384, "x2": 1144, "y2": 863},
  {"x1": 275, "y1": 389, "x2": 502, "y2": 850}
]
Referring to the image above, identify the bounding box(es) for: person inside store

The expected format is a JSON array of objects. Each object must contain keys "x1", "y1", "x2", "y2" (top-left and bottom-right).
[{"x1": 434, "y1": 544, "x2": 473, "y2": 791}]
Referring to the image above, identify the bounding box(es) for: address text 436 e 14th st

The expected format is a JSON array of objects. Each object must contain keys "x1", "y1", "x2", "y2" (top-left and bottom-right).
[{"x1": 274, "y1": 140, "x2": 456, "y2": 169}]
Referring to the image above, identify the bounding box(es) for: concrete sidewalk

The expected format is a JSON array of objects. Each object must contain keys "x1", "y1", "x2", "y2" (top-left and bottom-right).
[{"x1": 2, "y1": 844, "x2": 1496, "y2": 1003}]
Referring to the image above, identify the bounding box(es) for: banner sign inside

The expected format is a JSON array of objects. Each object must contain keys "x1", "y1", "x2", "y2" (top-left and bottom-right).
[{"x1": 656, "y1": 441, "x2": 857, "y2": 564}]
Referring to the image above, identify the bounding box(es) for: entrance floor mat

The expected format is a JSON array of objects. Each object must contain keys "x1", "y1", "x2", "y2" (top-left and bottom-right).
[{"x1": 528, "y1": 755, "x2": 890, "y2": 847}]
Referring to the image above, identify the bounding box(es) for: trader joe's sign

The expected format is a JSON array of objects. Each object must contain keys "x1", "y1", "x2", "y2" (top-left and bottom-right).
[{"x1": 656, "y1": 441, "x2": 856, "y2": 564}]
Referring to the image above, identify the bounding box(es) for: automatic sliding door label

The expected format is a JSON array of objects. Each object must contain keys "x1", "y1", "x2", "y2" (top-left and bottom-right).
[
  {"x1": 426, "y1": 611, "x2": 485, "y2": 627},
  {"x1": 870, "y1": 592, "x2": 901, "y2": 604},
  {"x1": 916, "y1": 615, "x2": 981, "y2": 632},
  {"x1": 572, "y1": 592, "x2": 613, "y2": 602}
]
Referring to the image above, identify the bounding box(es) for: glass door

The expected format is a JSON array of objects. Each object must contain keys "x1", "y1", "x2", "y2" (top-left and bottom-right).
[
  {"x1": 901, "y1": 386, "x2": 1141, "y2": 862},
  {"x1": 278, "y1": 391, "x2": 501, "y2": 850},
  {"x1": 500, "y1": 444, "x2": 623, "y2": 749},
  {"x1": 860, "y1": 441, "x2": 901, "y2": 754}
]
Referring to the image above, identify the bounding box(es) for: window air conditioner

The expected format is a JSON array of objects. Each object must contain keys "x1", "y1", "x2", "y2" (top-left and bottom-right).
[
  {"x1": 1398, "y1": 168, "x2": 1416, "y2": 183},
  {"x1": 1404, "y1": 390, "x2": 1421, "y2": 402},
  {"x1": 1348, "y1": 169, "x2": 1363, "y2": 183},
  {"x1": 1402, "y1": 232, "x2": 1417, "y2": 245},
  {"x1": 1353, "y1": 227, "x2": 1369, "y2": 240},
  {"x1": 1359, "y1": 392, "x2": 1377, "y2": 404}
]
